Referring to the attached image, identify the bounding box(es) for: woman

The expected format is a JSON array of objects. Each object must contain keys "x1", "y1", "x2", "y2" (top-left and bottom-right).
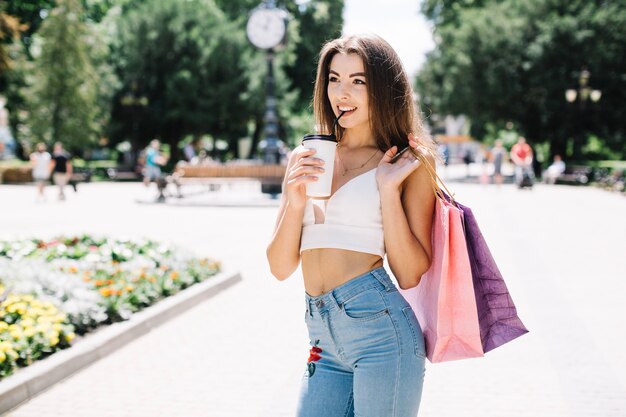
[
  {"x1": 267, "y1": 34, "x2": 436, "y2": 417},
  {"x1": 30, "y1": 142, "x2": 51, "y2": 199}
]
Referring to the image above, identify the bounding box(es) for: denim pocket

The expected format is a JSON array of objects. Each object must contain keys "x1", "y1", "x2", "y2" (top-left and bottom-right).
[
  {"x1": 339, "y1": 288, "x2": 389, "y2": 322},
  {"x1": 402, "y1": 306, "x2": 426, "y2": 358}
]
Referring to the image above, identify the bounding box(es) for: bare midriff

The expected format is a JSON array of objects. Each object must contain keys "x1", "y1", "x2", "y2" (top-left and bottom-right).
[{"x1": 301, "y1": 248, "x2": 383, "y2": 296}]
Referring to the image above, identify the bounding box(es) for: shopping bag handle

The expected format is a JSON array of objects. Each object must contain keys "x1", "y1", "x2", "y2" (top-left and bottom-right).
[{"x1": 410, "y1": 148, "x2": 457, "y2": 205}]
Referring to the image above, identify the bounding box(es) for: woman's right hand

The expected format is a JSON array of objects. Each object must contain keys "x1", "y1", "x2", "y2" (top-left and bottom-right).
[{"x1": 284, "y1": 146, "x2": 325, "y2": 209}]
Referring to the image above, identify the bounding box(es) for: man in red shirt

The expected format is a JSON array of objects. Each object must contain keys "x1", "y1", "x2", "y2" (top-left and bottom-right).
[{"x1": 510, "y1": 137, "x2": 534, "y2": 187}]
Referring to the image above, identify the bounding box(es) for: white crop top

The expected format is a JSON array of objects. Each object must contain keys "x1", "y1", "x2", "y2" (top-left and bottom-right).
[{"x1": 300, "y1": 168, "x2": 385, "y2": 257}]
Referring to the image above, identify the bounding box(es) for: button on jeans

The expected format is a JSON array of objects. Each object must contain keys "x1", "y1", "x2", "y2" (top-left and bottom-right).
[{"x1": 296, "y1": 267, "x2": 426, "y2": 417}]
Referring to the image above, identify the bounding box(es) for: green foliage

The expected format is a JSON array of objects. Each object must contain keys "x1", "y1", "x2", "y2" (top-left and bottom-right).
[
  {"x1": 108, "y1": 0, "x2": 254, "y2": 158},
  {"x1": 3, "y1": 0, "x2": 56, "y2": 53},
  {"x1": 417, "y1": 0, "x2": 626, "y2": 160},
  {"x1": 4, "y1": 0, "x2": 346, "y2": 159},
  {"x1": 25, "y1": 0, "x2": 101, "y2": 152},
  {"x1": 283, "y1": 0, "x2": 344, "y2": 111},
  {"x1": 581, "y1": 134, "x2": 623, "y2": 161}
]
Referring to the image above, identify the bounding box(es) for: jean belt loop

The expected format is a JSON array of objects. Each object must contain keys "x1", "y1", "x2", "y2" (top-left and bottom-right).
[
  {"x1": 372, "y1": 267, "x2": 391, "y2": 290},
  {"x1": 329, "y1": 290, "x2": 341, "y2": 310}
]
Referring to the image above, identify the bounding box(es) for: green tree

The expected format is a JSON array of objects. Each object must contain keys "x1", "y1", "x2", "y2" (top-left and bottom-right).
[
  {"x1": 109, "y1": 0, "x2": 254, "y2": 160},
  {"x1": 282, "y1": 0, "x2": 344, "y2": 111},
  {"x1": 0, "y1": 5, "x2": 27, "y2": 76},
  {"x1": 3, "y1": 0, "x2": 55, "y2": 56},
  {"x1": 25, "y1": 0, "x2": 100, "y2": 152},
  {"x1": 417, "y1": 0, "x2": 626, "y2": 160}
]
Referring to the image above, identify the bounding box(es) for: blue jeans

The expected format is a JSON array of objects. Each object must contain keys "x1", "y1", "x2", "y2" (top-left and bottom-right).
[{"x1": 296, "y1": 267, "x2": 426, "y2": 417}]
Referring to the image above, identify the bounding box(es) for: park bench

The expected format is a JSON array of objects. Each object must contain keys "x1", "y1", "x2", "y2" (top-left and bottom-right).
[
  {"x1": 156, "y1": 162, "x2": 287, "y2": 201},
  {"x1": 0, "y1": 165, "x2": 91, "y2": 186},
  {"x1": 554, "y1": 165, "x2": 593, "y2": 185},
  {"x1": 105, "y1": 167, "x2": 141, "y2": 181}
]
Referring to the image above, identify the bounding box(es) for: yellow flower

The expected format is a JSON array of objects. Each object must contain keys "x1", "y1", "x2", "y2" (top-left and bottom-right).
[
  {"x1": 54, "y1": 313, "x2": 67, "y2": 323},
  {"x1": 10, "y1": 302, "x2": 27, "y2": 315},
  {"x1": 0, "y1": 321, "x2": 8, "y2": 331},
  {"x1": 6, "y1": 350, "x2": 18, "y2": 360},
  {"x1": 24, "y1": 328, "x2": 36, "y2": 338},
  {"x1": 0, "y1": 341, "x2": 11, "y2": 352},
  {"x1": 52, "y1": 323, "x2": 63, "y2": 332},
  {"x1": 66, "y1": 332, "x2": 76, "y2": 342},
  {"x1": 22, "y1": 295, "x2": 34, "y2": 303},
  {"x1": 10, "y1": 330, "x2": 22, "y2": 339},
  {"x1": 125, "y1": 285, "x2": 134, "y2": 292},
  {"x1": 0, "y1": 351, "x2": 5, "y2": 363},
  {"x1": 37, "y1": 324, "x2": 51, "y2": 334},
  {"x1": 20, "y1": 318, "x2": 35, "y2": 328},
  {"x1": 49, "y1": 334, "x2": 59, "y2": 346}
]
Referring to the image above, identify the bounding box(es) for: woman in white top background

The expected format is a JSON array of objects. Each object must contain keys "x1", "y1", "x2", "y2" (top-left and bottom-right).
[
  {"x1": 30, "y1": 142, "x2": 51, "y2": 199},
  {"x1": 267, "y1": 34, "x2": 437, "y2": 417}
]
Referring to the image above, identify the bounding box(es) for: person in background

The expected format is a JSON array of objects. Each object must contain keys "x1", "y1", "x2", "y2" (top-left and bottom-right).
[
  {"x1": 30, "y1": 143, "x2": 51, "y2": 199},
  {"x1": 49, "y1": 142, "x2": 73, "y2": 201},
  {"x1": 183, "y1": 138, "x2": 200, "y2": 162},
  {"x1": 143, "y1": 139, "x2": 167, "y2": 186},
  {"x1": 462, "y1": 148, "x2": 473, "y2": 177},
  {"x1": 490, "y1": 140, "x2": 506, "y2": 185},
  {"x1": 544, "y1": 154, "x2": 566, "y2": 184},
  {"x1": 510, "y1": 136, "x2": 534, "y2": 186}
]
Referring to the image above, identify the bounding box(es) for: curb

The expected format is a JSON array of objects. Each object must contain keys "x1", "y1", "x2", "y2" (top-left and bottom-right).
[{"x1": 0, "y1": 270, "x2": 242, "y2": 415}]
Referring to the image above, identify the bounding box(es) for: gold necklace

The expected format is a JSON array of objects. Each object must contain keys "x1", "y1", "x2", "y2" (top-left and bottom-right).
[{"x1": 336, "y1": 146, "x2": 380, "y2": 177}]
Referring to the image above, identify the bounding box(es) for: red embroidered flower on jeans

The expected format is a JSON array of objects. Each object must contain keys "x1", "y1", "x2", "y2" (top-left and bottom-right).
[{"x1": 307, "y1": 339, "x2": 322, "y2": 377}]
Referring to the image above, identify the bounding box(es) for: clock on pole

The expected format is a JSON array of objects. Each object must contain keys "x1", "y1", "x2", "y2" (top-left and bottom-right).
[
  {"x1": 246, "y1": 5, "x2": 287, "y2": 50},
  {"x1": 246, "y1": 2, "x2": 288, "y2": 190}
]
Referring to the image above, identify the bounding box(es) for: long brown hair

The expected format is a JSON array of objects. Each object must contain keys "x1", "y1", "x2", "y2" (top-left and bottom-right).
[{"x1": 313, "y1": 34, "x2": 434, "y2": 154}]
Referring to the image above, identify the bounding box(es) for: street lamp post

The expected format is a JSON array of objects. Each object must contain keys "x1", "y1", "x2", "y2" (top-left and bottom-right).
[
  {"x1": 564, "y1": 68, "x2": 601, "y2": 159},
  {"x1": 261, "y1": 50, "x2": 281, "y2": 164},
  {"x1": 246, "y1": 1, "x2": 288, "y2": 196}
]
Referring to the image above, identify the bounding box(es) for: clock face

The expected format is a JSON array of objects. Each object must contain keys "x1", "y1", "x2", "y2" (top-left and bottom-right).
[{"x1": 246, "y1": 8, "x2": 286, "y2": 50}]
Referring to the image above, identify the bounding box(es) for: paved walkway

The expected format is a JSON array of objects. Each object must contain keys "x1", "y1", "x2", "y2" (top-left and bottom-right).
[{"x1": 0, "y1": 177, "x2": 625, "y2": 416}]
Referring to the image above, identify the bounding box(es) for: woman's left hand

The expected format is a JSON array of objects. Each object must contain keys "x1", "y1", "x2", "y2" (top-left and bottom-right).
[{"x1": 376, "y1": 133, "x2": 423, "y2": 195}]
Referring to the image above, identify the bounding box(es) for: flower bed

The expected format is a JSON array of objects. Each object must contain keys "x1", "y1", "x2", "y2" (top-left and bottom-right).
[{"x1": 0, "y1": 235, "x2": 221, "y2": 379}]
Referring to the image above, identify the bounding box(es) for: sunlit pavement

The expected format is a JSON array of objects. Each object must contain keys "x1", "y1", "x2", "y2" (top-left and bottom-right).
[{"x1": 0, "y1": 175, "x2": 624, "y2": 416}]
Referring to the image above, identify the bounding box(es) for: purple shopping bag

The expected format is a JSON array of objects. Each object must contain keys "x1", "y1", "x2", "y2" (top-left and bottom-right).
[{"x1": 455, "y1": 201, "x2": 529, "y2": 353}]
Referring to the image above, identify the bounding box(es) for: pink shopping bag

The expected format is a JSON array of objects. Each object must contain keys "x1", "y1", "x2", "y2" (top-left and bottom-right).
[{"x1": 400, "y1": 196, "x2": 484, "y2": 363}]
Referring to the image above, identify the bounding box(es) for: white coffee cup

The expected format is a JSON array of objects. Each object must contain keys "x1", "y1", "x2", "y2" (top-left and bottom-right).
[{"x1": 302, "y1": 134, "x2": 337, "y2": 197}]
